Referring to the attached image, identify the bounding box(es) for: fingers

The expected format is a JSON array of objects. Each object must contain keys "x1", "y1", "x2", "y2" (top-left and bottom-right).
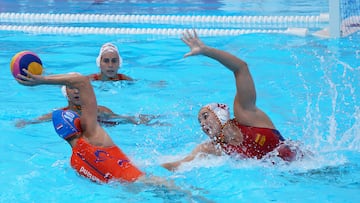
[
  {"x1": 182, "y1": 29, "x2": 196, "y2": 42},
  {"x1": 15, "y1": 74, "x2": 29, "y2": 82},
  {"x1": 183, "y1": 29, "x2": 193, "y2": 39},
  {"x1": 182, "y1": 29, "x2": 199, "y2": 58},
  {"x1": 192, "y1": 29, "x2": 198, "y2": 38},
  {"x1": 15, "y1": 77, "x2": 33, "y2": 86},
  {"x1": 22, "y1": 69, "x2": 33, "y2": 78},
  {"x1": 15, "y1": 69, "x2": 36, "y2": 85},
  {"x1": 15, "y1": 120, "x2": 26, "y2": 128},
  {"x1": 183, "y1": 52, "x2": 192, "y2": 58},
  {"x1": 16, "y1": 74, "x2": 29, "y2": 81},
  {"x1": 16, "y1": 69, "x2": 31, "y2": 79},
  {"x1": 181, "y1": 34, "x2": 191, "y2": 46},
  {"x1": 161, "y1": 163, "x2": 176, "y2": 171}
]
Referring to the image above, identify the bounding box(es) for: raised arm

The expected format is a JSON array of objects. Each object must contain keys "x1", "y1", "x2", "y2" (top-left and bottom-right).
[
  {"x1": 16, "y1": 70, "x2": 100, "y2": 136},
  {"x1": 182, "y1": 30, "x2": 275, "y2": 128},
  {"x1": 182, "y1": 30, "x2": 256, "y2": 111}
]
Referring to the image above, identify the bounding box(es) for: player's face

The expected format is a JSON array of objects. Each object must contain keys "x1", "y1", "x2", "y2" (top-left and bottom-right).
[
  {"x1": 100, "y1": 52, "x2": 120, "y2": 78},
  {"x1": 198, "y1": 107, "x2": 222, "y2": 139}
]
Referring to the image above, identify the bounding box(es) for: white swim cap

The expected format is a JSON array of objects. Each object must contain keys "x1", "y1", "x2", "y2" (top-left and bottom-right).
[
  {"x1": 96, "y1": 42, "x2": 123, "y2": 68},
  {"x1": 205, "y1": 103, "x2": 230, "y2": 125},
  {"x1": 61, "y1": 85, "x2": 68, "y2": 100},
  {"x1": 60, "y1": 72, "x2": 80, "y2": 101}
]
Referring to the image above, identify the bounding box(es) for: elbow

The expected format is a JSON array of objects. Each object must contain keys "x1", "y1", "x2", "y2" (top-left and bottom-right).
[
  {"x1": 72, "y1": 73, "x2": 86, "y2": 81},
  {"x1": 78, "y1": 75, "x2": 90, "y2": 84},
  {"x1": 68, "y1": 73, "x2": 90, "y2": 86},
  {"x1": 240, "y1": 61, "x2": 249, "y2": 72},
  {"x1": 234, "y1": 61, "x2": 249, "y2": 76},
  {"x1": 67, "y1": 72, "x2": 84, "y2": 78}
]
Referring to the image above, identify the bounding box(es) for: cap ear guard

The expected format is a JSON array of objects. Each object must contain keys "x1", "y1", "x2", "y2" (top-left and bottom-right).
[
  {"x1": 52, "y1": 109, "x2": 82, "y2": 140},
  {"x1": 204, "y1": 103, "x2": 230, "y2": 125}
]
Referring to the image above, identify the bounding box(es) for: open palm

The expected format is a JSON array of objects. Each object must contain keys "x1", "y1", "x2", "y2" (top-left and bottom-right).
[{"x1": 181, "y1": 30, "x2": 206, "y2": 57}]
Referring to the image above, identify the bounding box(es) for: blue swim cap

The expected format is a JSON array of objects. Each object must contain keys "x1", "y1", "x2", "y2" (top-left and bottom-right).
[{"x1": 52, "y1": 109, "x2": 81, "y2": 140}]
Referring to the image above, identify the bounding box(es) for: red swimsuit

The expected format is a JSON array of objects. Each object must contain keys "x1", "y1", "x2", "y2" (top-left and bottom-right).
[
  {"x1": 88, "y1": 73, "x2": 129, "y2": 81},
  {"x1": 70, "y1": 138, "x2": 144, "y2": 183},
  {"x1": 219, "y1": 119, "x2": 286, "y2": 159}
]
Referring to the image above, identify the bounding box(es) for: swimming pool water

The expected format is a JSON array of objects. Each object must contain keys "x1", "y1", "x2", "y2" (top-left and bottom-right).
[
  {"x1": 0, "y1": 0, "x2": 329, "y2": 16},
  {"x1": 0, "y1": 0, "x2": 360, "y2": 202}
]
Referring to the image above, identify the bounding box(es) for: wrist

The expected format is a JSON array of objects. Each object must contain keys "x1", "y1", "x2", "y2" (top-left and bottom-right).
[{"x1": 201, "y1": 46, "x2": 213, "y2": 55}]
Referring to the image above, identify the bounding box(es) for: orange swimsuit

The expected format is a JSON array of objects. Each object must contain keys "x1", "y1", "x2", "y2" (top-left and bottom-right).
[
  {"x1": 70, "y1": 138, "x2": 144, "y2": 183},
  {"x1": 219, "y1": 119, "x2": 285, "y2": 159}
]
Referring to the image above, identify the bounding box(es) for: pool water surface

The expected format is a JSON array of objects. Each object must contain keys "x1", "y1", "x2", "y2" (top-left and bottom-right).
[{"x1": 0, "y1": 0, "x2": 359, "y2": 202}]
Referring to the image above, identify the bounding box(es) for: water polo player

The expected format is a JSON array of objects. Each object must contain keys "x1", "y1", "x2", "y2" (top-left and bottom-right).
[
  {"x1": 88, "y1": 42, "x2": 133, "y2": 81},
  {"x1": 15, "y1": 71, "x2": 175, "y2": 186},
  {"x1": 162, "y1": 30, "x2": 305, "y2": 171},
  {"x1": 52, "y1": 109, "x2": 144, "y2": 182}
]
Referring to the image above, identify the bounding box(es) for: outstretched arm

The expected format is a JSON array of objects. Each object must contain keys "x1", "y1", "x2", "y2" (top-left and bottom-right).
[
  {"x1": 97, "y1": 106, "x2": 164, "y2": 125},
  {"x1": 15, "y1": 112, "x2": 52, "y2": 128},
  {"x1": 161, "y1": 142, "x2": 221, "y2": 171},
  {"x1": 97, "y1": 106, "x2": 140, "y2": 124},
  {"x1": 16, "y1": 70, "x2": 100, "y2": 135}
]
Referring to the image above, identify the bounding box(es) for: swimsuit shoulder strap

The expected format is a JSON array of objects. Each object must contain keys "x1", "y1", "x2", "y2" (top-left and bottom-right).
[
  {"x1": 116, "y1": 74, "x2": 129, "y2": 80},
  {"x1": 88, "y1": 73, "x2": 101, "y2": 80}
]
